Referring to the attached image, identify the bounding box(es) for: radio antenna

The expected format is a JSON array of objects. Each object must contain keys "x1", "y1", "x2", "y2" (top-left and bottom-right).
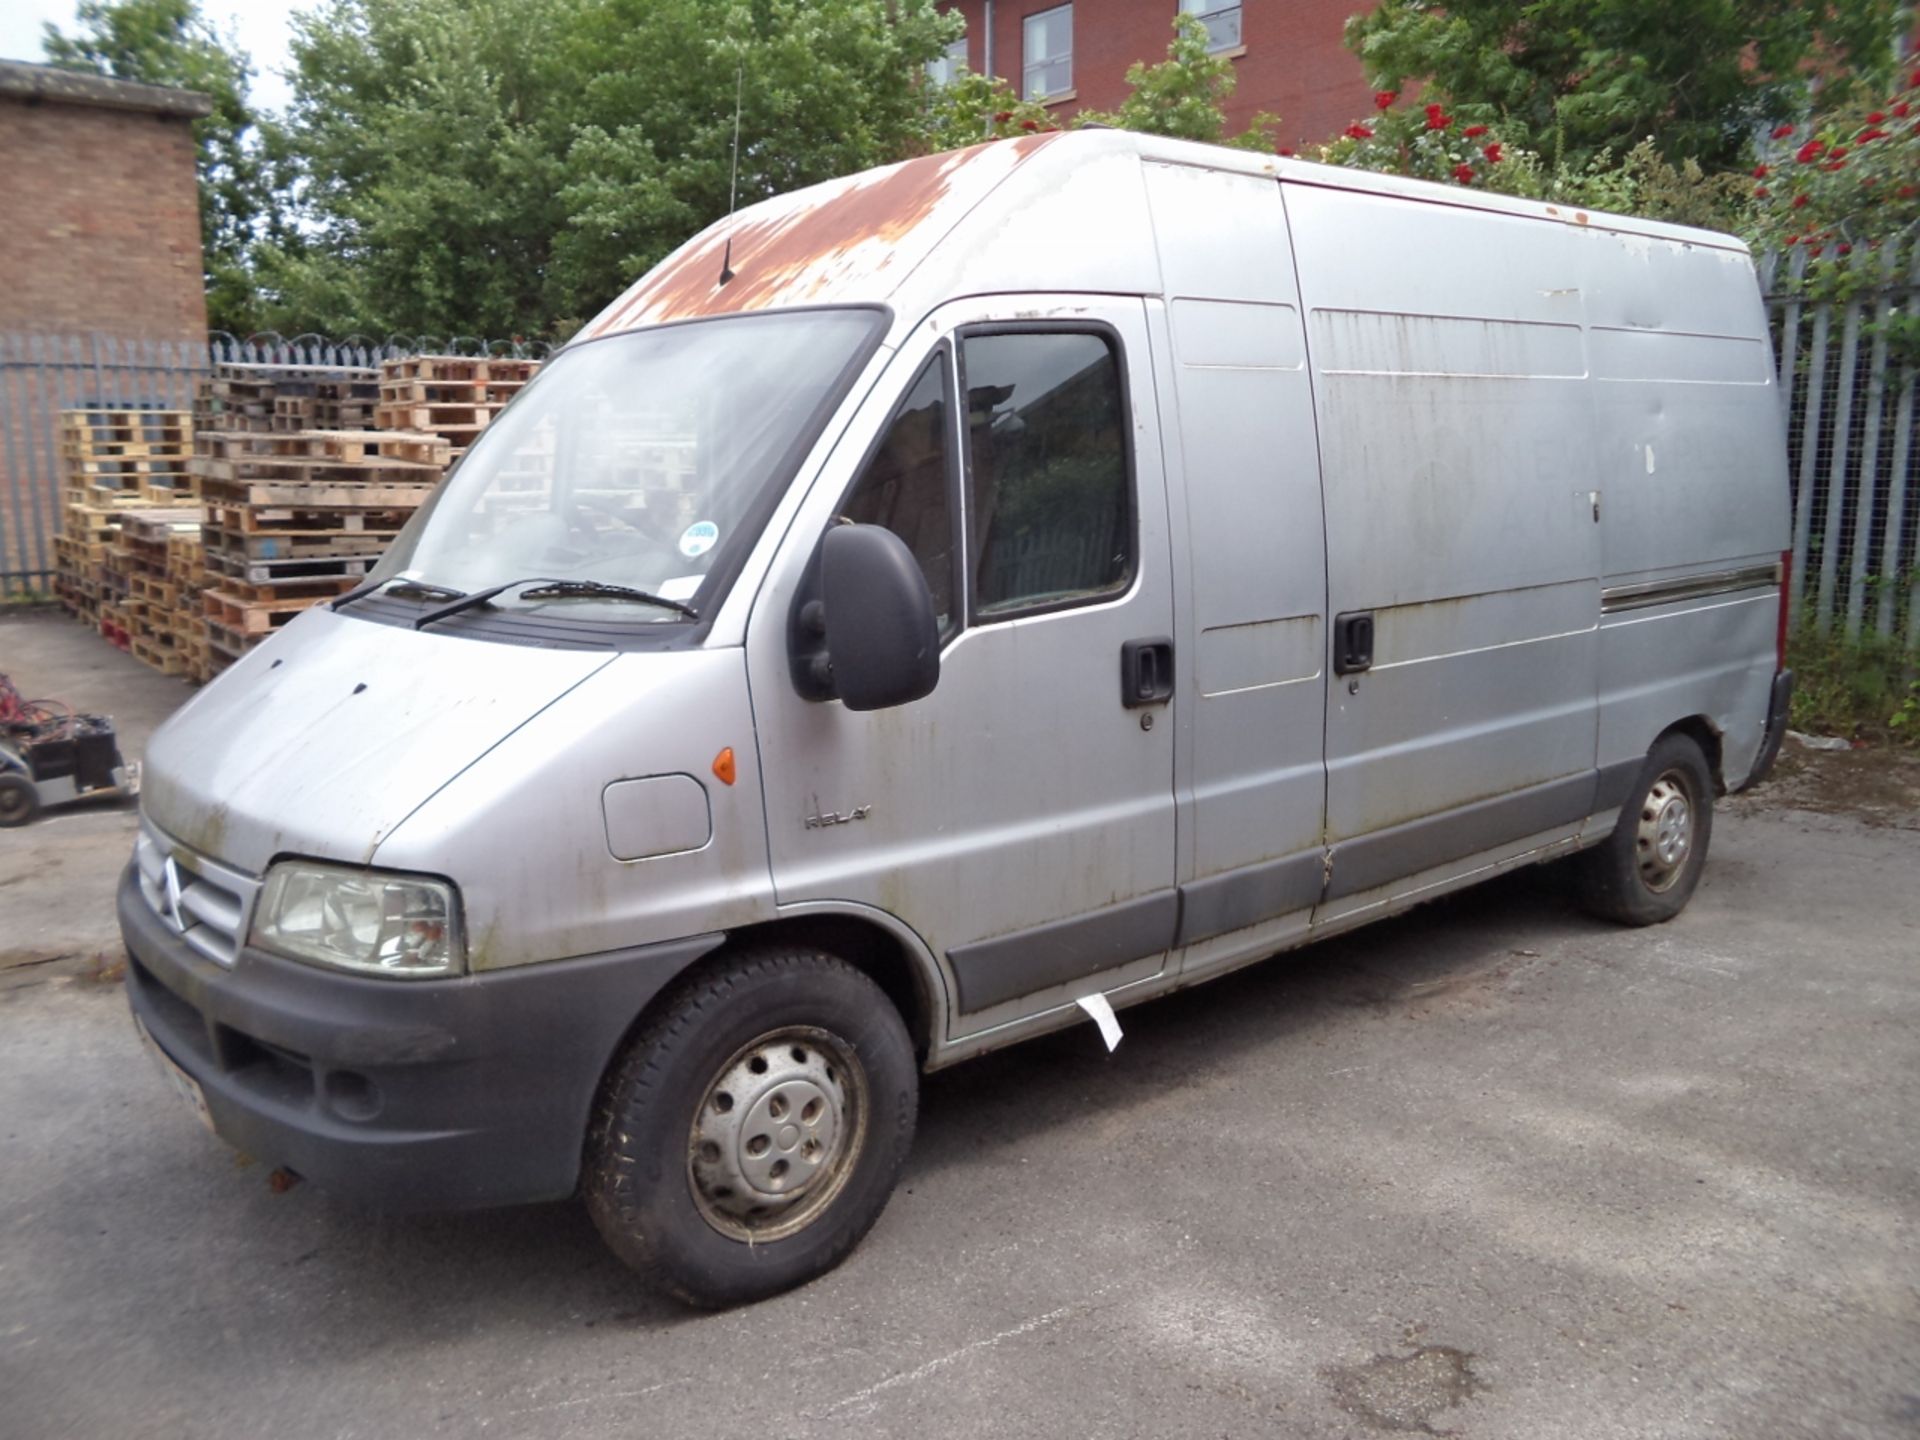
[{"x1": 719, "y1": 60, "x2": 743, "y2": 286}]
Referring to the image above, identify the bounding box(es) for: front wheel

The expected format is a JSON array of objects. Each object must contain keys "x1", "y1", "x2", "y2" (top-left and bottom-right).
[
  {"x1": 583, "y1": 945, "x2": 917, "y2": 1308},
  {"x1": 1575, "y1": 732, "x2": 1714, "y2": 926}
]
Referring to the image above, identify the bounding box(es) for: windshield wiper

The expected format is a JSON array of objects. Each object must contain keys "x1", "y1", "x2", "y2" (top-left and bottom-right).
[
  {"x1": 518, "y1": 579, "x2": 700, "y2": 619},
  {"x1": 331, "y1": 577, "x2": 464, "y2": 612},
  {"x1": 414, "y1": 576, "x2": 697, "y2": 630}
]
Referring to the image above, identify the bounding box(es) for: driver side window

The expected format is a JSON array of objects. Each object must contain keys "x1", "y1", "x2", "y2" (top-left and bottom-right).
[{"x1": 838, "y1": 351, "x2": 958, "y2": 640}]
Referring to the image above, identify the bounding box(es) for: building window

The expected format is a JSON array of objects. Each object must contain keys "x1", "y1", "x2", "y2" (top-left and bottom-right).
[
  {"x1": 926, "y1": 35, "x2": 969, "y2": 88},
  {"x1": 1178, "y1": 0, "x2": 1242, "y2": 52},
  {"x1": 1022, "y1": 4, "x2": 1073, "y2": 101}
]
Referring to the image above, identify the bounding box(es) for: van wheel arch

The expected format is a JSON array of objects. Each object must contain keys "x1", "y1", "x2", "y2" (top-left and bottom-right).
[
  {"x1": 594, "y1": 913, "x2": 941, "y2": 1087},
  {"x1": 1660, "y1": 716, "x2": 1725, "y2": 795}
]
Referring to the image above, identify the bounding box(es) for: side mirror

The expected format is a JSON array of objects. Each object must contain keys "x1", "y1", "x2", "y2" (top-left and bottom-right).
[{"x1": 817, "y1": 524, "x2": 940, "y2": 712}]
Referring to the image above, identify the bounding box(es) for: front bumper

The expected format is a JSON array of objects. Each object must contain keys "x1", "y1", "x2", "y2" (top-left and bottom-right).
[
  {"x1": 119, "y1": 864, "x2": 721, "y2": 1211},
  {"x1": 1737, "y1": 668, "x2": 1795, "y2": 792}
]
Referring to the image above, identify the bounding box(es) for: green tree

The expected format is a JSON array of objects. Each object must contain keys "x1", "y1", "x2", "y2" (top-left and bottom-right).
[
  {"x1": 1075, "y1": 13, "x2": 1278, "y2": 149},
  {"x1": 1345, "y1": 0, "x2": 1909, "y2": 171},
  {"x1": 269, "y1": 0, "x2": 959, "y2": 339},
  {"x1": 43, "y1": 0, "x2": 279, "y2": 333}
]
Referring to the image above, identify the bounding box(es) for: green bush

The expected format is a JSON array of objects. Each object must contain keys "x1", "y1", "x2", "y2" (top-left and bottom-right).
[{"x1": 1788, "y1": 623, "x2": 1920, "y2": 746}]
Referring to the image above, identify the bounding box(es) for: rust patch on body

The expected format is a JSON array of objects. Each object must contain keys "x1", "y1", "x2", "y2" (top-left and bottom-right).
[{"x1": 589, "y1": 134, "x2": 1056, "y2": 335}]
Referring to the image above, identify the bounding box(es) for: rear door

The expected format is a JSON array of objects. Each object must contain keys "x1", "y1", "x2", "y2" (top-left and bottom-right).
[{"x1": 746, "y1": 297, "x2": 1178, "y2": 1040}]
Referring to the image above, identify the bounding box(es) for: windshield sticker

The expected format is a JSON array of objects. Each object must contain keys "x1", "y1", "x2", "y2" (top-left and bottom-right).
[
  {"x1": 657, "y1": 575, "x2": 702, "y2": 602},
  {"x1": 678, "y1": 521, "x2": 719, "y2": 558}
]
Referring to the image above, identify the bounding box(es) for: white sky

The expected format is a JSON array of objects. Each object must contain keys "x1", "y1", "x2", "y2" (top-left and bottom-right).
[{"x1": 0, "y1": 0, "x2": 303, "y2": 113}]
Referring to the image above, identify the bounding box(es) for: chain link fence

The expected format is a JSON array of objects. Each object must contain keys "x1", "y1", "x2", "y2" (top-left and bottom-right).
[
  {"x1": 0, "y1": 331, "x2": 550, "y2": 598},
  {"x1": 1762, "y1": 244, "x2": 1920, "y2": 650}
]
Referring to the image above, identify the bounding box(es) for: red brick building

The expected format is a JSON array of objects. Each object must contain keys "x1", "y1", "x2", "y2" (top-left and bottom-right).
[
  {"x1": 0, "y1": 60, "x2": 210, "y2": 340},
  {"x1": 0, "y1": 60, "x2": 210, "y2": 593},
  {"x1": 931, "y1": 0, "x2": 1377, "y2": 151}
]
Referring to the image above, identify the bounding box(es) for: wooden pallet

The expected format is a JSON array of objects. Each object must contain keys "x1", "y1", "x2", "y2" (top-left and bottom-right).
[{"x1": 203, "y1": 587, "x2": 338, "y2": 635}]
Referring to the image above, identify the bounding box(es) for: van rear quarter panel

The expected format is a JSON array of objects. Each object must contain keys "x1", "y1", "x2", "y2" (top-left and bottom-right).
[{"x1": 1580, "y1": 230, "x2": 1788, "y2": 785}]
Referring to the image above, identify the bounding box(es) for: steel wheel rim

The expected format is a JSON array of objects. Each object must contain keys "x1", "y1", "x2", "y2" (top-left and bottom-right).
[
  {"x1": 0, "y1": 781, "x2": 30, "y2": 824},
  {"x1": 687, "y1": 1025, "x2": 868, "y2": 1244},
  {"x1": 1635, "y1": 768, "x2": 1695, "y2": 893}
]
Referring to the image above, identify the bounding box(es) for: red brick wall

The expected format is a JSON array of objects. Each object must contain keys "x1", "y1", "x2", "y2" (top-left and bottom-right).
[
  {"x1": 0, "y1": 97, "x2": 207, "y2": 340},
  {"x1": 940, "y1": 0, "x2": 1376, "y2": 153}
]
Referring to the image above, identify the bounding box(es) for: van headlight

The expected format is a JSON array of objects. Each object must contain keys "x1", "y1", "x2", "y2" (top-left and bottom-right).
[{"x1": 250, "y1": 862, "x2": 463, "y2": 979}]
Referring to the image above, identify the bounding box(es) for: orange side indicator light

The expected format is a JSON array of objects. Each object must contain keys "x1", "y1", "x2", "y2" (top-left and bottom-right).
[{"x1": 712, "y1": 747, "x2": 737, "y2": 786}]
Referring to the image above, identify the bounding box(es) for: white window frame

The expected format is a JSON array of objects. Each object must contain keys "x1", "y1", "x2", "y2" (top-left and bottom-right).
[
  {"x1": 926, "y1": 35, "x2": 969, "y2": 88},
  {"x1": 1178, "y1": 0, "x2": 1242, "y2": 53},
  {"x1": 1022, "y1": 4, "x2": 1073, "y2": 101}
]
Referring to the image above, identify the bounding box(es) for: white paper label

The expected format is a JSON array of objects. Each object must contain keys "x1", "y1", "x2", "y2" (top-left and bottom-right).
[{"x1": 1075, "y1": 992, "x2": 1123, "y2": 1052}]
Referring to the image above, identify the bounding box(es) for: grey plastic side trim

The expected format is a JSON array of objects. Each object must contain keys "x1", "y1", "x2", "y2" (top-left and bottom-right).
[
  {"x1": 948, "y1": 890, "x2": 1179, "y2": 1014},
  {"x1": 1326, "y1": 771, "x2": 1597, "y2": 901},
  {"x1": 1600, "y1": 563, "x2": 1781, "y2": 614},
  {"x1": 1176, "y1": 850, "x2": 1323, "y2": 947},
  {"x1": 1593, "y1": 757, "x2": 1644, "y2": 813}
]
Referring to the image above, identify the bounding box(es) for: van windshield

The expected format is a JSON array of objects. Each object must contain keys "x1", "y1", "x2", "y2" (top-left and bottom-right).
[{"x1": 374, "y1": 309, "x2": 884, "y2": 623}]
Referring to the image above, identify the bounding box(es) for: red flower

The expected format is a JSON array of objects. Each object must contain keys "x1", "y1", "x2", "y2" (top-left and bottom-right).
[
  {"x1": 1754, "y1": 185, "x2": 1769, "y2": 198},
  {"x1": 1019, "y1": 118, "x2": 1038, "y2": 131},
  {"x1": 1374, "y1": 90, "x2": 1397, "y2": 110},
  {"x1": 1345, "y1": 122, "x2": 1374, "y2": 140},
  {"x1": 1452, "y1": 163, "x2": 1475, "y2": 184},
  {"x1": 1784, "y1": 234, "x2": 1799, "y2": 246},
  {"x1": 1910, "y1": 68, "x2": 1920, "y2": 88},
  {"x1": 1277, "y1": 146, "x2": 1294, "y2": 156},
  {"x1": 1868, "y1": 111, "x2": 1887, "y2": 124},
  {"x1": 1483, "y1": 141, "x2": 1504, "y2": 162},
  {"x1": 1895, "y1": 102, "x2": 1911, "y2": 118},
  {"x1": 1753, "y1": 164, "x2": 1770, "y2": 178},
  {"x1": 1857, "y1": 128, "x2": 1889, "y2": 143},
  {"x1": 1838, "y1": 243, "x2": 1853, "y2": 255},
  {"x1": 1463, "y1": 124, "x2": 1488, "y2": 138},
  {"x1": 1901, "y1": 185, "x2": 1919, "y2": 199},
  {"x1": 1825, "y1": 159, "x2": 1848, "y2": 171},
  {"x1": 993, "y1": 110, "x2": 1012, "y2": 124},
  {"x1": 1795, "y1": 140, "x2": 1825, "y2": 163},
  {"x1": 1791, "y1": 194, "x2": 1810, "y2": 208},
  {"x1": 1771, "y1": 123, "x2": 1796, "y2": 139},
  {"x1": 1424, "y1": 102, "x2": 1452, "y2": 130}
]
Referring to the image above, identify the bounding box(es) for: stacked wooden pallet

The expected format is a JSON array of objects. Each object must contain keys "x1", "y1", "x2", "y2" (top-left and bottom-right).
[
  {"x1": 376, "y1": 354, "x2": 540, "y2": 460},
  {"x1": 52, "y1": 409, "x2": 200, "y2": 634},
  {"x1": 111, "y1": 510, "x2": 209, "y2": 675},
  {"x1": 192, "y1": 426, "x2": 450, "y2": 675},
  {"x1": 194, "y1": 362, "x2": 381, "y2": 436}
]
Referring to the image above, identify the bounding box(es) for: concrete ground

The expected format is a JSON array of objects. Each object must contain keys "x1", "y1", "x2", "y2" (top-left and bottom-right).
[{"x1": 2, "y1": 609, "x2": 1917, "y2": 1439}]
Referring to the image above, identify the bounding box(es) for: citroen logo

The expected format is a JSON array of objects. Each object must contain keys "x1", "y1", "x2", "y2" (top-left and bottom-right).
[{"x1": 162, "y1": 856, "x2": 188, "y2": 935}]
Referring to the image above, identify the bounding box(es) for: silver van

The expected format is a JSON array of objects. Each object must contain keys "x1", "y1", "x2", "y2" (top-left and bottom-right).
[{"x1": 122, "y1": 131, "x2": 1794, "y2": 1306}]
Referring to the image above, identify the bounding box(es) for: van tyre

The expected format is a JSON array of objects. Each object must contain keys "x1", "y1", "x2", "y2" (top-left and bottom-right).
[
  {"x1": 583, "y1": 945, "x2": 917, "y2": 1308},
  {"x1": 1576, "y1": 733, "x2": 1714, "y2": 926}
]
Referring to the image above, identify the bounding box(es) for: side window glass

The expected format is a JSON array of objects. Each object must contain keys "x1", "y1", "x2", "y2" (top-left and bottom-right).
[
  {"x1": 962, "y1": 331, "x2": 1132, "y2": 618},
  {"x1": 838, "y1": 352, "x2": 957, "y2": 638}
]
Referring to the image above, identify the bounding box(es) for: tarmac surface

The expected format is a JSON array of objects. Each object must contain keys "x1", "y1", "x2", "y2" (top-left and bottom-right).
[{"x1": 2, "y1": 609, "x2": 1917, "y2": 1439}]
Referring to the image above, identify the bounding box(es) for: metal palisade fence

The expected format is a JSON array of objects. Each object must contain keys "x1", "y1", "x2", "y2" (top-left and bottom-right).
[
  {"x1": 1762, "y1": 243, "x2": 1920, "y2": 649},
  {"x1": 0, "y1": 331, "x2": 548, "y2": 598}
]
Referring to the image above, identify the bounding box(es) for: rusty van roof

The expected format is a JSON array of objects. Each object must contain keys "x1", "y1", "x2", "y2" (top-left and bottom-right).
[{"x1": 583, "y1": 133, "x2": 1059, "y2": 338}]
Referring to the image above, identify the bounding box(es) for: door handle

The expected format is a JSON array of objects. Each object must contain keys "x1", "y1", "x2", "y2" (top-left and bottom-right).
[
  {"x1": 1333, "y1": 611, "x2": 1374, "y2": 675},
  {"x1": 1120, "y1": 636, "x2": 1174, "y2": 707}
]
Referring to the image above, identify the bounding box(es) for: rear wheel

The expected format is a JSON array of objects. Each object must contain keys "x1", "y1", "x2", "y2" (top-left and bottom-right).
[
  {"x1": 0, "y1": 772, "x2": 38, "y2": 828},
  {"x1": 1576, "y1": 732, "x2": 1714, "y2": 925},
  {"x1": 583, "y1": 945, "x2": 917, "y2": 1308}
]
